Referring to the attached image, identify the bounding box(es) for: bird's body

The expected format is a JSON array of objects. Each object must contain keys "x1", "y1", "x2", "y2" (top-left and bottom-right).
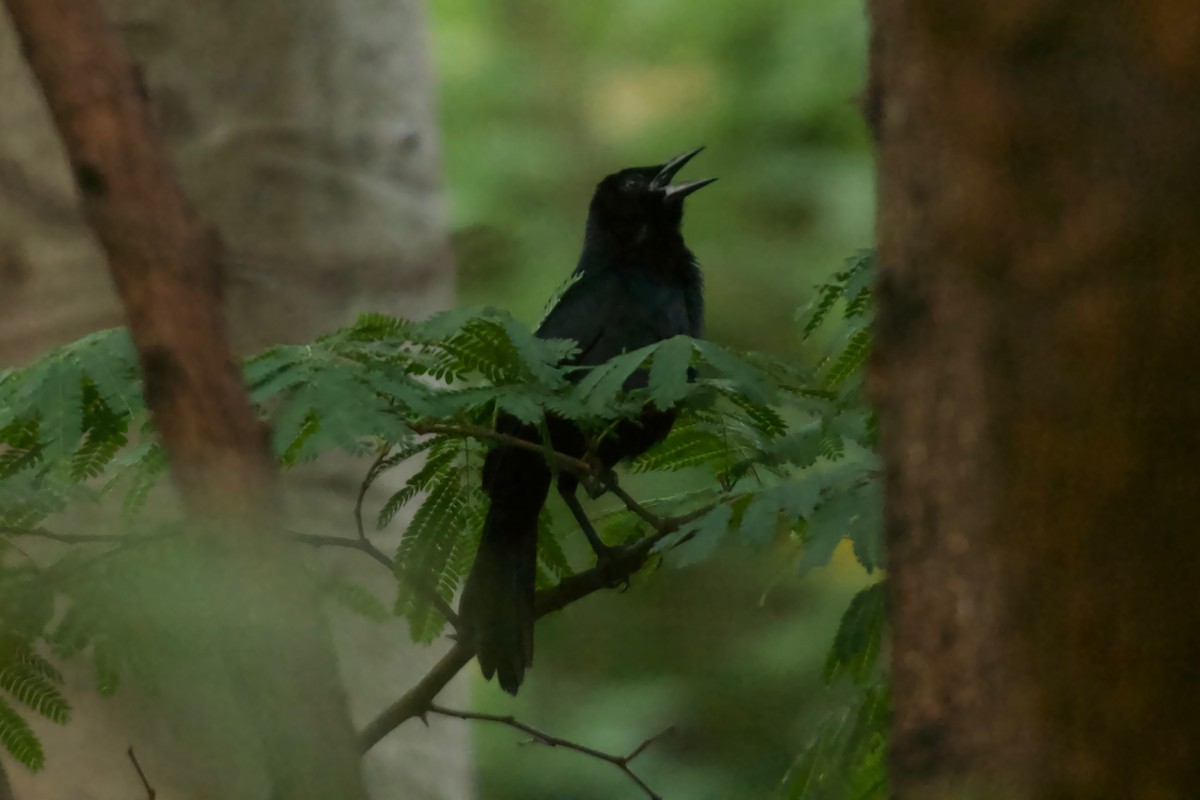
[{"x1": 458, "y1": 149, "x2": 714, "y2": 694}]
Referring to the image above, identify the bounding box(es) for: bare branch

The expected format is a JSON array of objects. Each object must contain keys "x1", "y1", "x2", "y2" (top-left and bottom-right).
[
  {"x1": 428, "y1": 703, "x2": 672, "y2": 800},
  {"x1": 127, "y1": 747, "x2": 156, "y2": 799},
  {"x1": 355, "y1": 444, "x2": 392, "y2": 544},
  {"x1": 358, "y1": 643, "x2": 475, "y2": 752},
  {"x1": 358, "y1": 497, "x2": 720, "y2": 752},
  {"x1": 602, "y1": 475, "x2": 665, "y2": 529},
  {"x1": 287, "y1": 531, "x2": 393, "y2": 569},
  {"x1": 0, "y1": 525, "x2": 127, "y2": 544},
  {"x1": 0, "y1": 755, "x2": 15, "y2": 800}
]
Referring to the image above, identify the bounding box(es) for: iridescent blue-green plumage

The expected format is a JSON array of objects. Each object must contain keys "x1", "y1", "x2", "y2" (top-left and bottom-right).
[{"x1": 458, "y1": 149, "x2": 714, "y2": 694}]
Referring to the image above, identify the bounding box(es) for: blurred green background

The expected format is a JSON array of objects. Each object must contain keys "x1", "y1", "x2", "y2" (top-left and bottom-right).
[{"x1": 430, "y1": 0, "x2": 874, "y2": 796}]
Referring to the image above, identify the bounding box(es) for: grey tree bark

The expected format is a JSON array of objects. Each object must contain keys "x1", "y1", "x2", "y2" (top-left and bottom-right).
[{"x1": 0, "y1": 1, "x2": 470, "y2": 798}]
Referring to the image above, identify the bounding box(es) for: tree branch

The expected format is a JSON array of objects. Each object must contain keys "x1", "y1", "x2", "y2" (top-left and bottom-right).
[
  {"x1": 428, "y1": 703, "x2": 671, "y2": 800},
  {"x1": 0, "y1": 525, "x2": 129, "y2": 544},
  {"x1": 358, "y1": 497, "x2": 721, "y2": 752},
  {"x1": 601, "y1": 475, "x2": 665, "y2": 529},
  {"x1": 407, "y1": 421, "x2": 593, "y2": 476},
  {"x1": 0, "y1": 754, "x2": 15, "y2": 800},
  {"x1": 355, "y1": 445, "x2": 392, "y2": 544},
  {"x1": 126, "y1": 747, "x2": 157, "y2": 799},
  {"x1": 288, "y1": 531, "x2": 393, "y2": 570}
]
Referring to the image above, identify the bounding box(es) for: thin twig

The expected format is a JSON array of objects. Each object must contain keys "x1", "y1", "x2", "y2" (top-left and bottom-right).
[
  {"x1": 354, "y1": 445, "x2": 392, "y2": 544},
  {"x1": 2, "y1": 538, "x2": 41, "y2": 570},
  {"x1": 358, "y1": 643, "x2": 475, "y2": 752},
  {"x1": 358, "y1": 501, "x2": 717, "y2": 752},
  {"x1": 0, "y1": 756, "x2": 15, "y2": 800},
  {"x1": 127, "y1": 747, "x2": 156, "y2": 799},
  {"x1": 0, "y1": 525, "x2": 127, "y2": 543},
  {"x1": 290, "y1": 531, "x2": 459, "y2": 629},
  {"x1": 602, "y1": 476, "x2": 665, "y2": 529},
  {"x1": 428, "y1": 704, "x2": 671, "y2": 800},
  {"x1": 287, "y1": 532, "x2": 393, "y2": 570}
]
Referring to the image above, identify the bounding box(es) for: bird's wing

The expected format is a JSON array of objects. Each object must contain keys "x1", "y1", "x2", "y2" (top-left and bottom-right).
[
  {"x1": 537, "y1": 268, "x2": 695, "y2": 367},
  {"x1": 534, "y1": 270, "x2": 624, "y2": 366}
]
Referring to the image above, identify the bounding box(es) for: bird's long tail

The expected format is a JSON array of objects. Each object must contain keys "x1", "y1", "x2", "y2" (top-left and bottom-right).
[{"x1": 458, "y1": 445, "x2": 550, "y2": 695}]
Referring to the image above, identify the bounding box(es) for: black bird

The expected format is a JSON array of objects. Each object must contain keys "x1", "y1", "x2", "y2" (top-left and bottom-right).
[{"x1": 458, "y1": 148, "x2": 715, "y2": 694}]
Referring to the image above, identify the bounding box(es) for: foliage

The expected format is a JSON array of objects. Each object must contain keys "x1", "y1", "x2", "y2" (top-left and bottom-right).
[
  {"x1": 0, "y1": 258, "x2": 883, "y2": 791},
  {"x1": 779, "y1": 251, "x2": 886, "y2": 800}
]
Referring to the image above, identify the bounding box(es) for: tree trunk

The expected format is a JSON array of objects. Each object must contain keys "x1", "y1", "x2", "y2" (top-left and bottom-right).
[
  {"x1": 0, "y1": 0, "x2": 467, "y2": 797},
  {"x1": 870, "y1": 2, "x2": 1200, "y2": 798}
]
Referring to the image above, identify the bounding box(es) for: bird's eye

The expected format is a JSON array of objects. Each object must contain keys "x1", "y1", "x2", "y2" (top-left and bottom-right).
[{"x1": 622, "y1": 175, "x2": 644, "y2": 192}]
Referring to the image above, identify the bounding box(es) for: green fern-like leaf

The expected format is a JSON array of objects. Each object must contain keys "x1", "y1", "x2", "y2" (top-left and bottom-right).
[
  {"x1": 779, "y1": 681, "x2": 887, "y2": 800},
  {"x1": 694, "y1": 340, "x2": 775, "y2": 405},
  {"x1": 245, "y1": 345, "x2": 311, "y2": 404},
  {"x1": 647, "y1": 335, "x2": 695, "y2": 410},
  {"x1": 120, "y1": 444, "x2": 167, "y2": 519},
  {"x1": 727, "y1": 392, "x2": 788, "y2": 439},
  {"x1": 823, "y1": 329, "x2": 871, "y2": 390},
  {"x1": 74, "y1": 329, "x2": 141, "y2": 418},
  {"x1": 48, "y1": 604, "x2": 93, "y2": 660},
  {"x1": 496, "y1": 315, "x2": 574, "y2": 386},
  {"x1": 0, "y1": 696, "x2": 44, "y2": 771},
  {"x1": 12, "y1": 650, "x2": 62, "y2": 684},
  {"x1": 373, "y1": 437, "x2": 439, "y2": 477},
  {"x1": 574, "y1": 343, "x2": 659, "y2": 414},
  {"x1": 71, "y1": 428, "x2": 128, "y2": 481},
  {"x1": 378, "y1": 437, "x2": 457, "y2": 531},
  {"x1": 799, "y1": 282, "x2": 843, "y2": 341},
  {"x1": 0, "y1": 418, "x2": 42, "y2": 479},
  {"x1": 823, "y1": 582, "x2": 885, "y2": 685},
  {"x1": 844, "y1": 287, "x2": 872, "y2": 319},
  {"x1": 392, "y1": 438, "x2": 480, "y2": 642},
  {"x1": 343, "y1": 311, "x2": 410, "y2": 342},
  {"x1": 672, "y1": 503, "x2": 733, "y2": 566},
  {"x1": 377, "y1": 485, "x2": 420, "y2": 530},
  {"x1": 279, "y1": 410, "x2": 322, "y2": 466},
  {"x1": 739, "y1": 482, "x2": 822, "y2": 547},
  {"x1": 632, "y1": 426, "x2": 729, "y2": 474},
  {"x1": 324, "y1": 578, "x2": 390, "y2": 622},
  {"x1": 71, "y1": 389, "x2": 130, "y2": 481},
  {"x1": 0, "y1": 655, "x2": 70, "y2": 724},
  {"x1": 798, "y1": 249, "x2": 875, "y2": 342},
  {"x1": 29, "y1": 357, "x2": 87, "y2": 465},
  {"x1": 799, "y1": 478, "x2": 883, "y2": 573},
  {"x1": 92, "y1": 640, "x2": 120, "y2": 697},
  {"x1": 536, "y1": 508, "x2": 573, "y2": 581}
]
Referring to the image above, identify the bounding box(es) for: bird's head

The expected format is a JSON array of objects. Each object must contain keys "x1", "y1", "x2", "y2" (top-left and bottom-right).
[{"x1": 586, "y1": 147, "x2": 716, "y2": 247}]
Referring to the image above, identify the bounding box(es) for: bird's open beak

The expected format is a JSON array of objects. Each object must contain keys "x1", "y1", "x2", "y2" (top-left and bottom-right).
[{"x1": 652, "y1": 147, "x2": 717, "y2": 199}]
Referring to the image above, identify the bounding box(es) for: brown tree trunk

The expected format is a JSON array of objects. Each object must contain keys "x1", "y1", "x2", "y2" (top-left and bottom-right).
[
  {"x1": 0, "y1": 0, "x2": 464, "y2": 796},
  {"x1": 2, "y1": 2, "x2": 370, "y2": 798},
  {"x1": 870, "y1": 2, "x2": 1200, "y2": 798}
]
